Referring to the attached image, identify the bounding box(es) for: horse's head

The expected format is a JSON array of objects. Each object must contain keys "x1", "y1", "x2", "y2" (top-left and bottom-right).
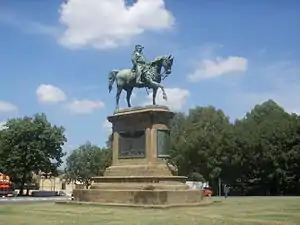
[
  {"x1": 162, "y1": 54, "x2": 174, "y2": 75},
  {"x1": 150, "y1": 54, "x2": 174, "y2": 81}
]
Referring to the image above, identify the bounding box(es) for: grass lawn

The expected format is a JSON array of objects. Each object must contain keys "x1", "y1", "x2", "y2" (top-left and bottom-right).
[{"x1": 0, "y1": 197, "x2": 299, "y2": 225}]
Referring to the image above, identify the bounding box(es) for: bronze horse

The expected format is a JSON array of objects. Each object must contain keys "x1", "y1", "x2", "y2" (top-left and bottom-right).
[{"x1": 108, "y1": 55, "x2": 174, "y2": 111}]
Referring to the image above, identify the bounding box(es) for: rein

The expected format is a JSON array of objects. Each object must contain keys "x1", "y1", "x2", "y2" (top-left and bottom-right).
[{"x1": 143, "y1": 58, "x2": 169, "y2": 94}]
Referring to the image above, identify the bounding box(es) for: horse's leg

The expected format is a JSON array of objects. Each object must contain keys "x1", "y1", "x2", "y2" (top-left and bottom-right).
[
  {"x1": 115, "y1": 85, "x2": 122, "y2": 111},
  {"x1": 147, "y1": 80, "x2": 167, "y2": 101},
  {"x1": 126, "y1": 87, "x2": 133, "y2": 108},
  {"x1": 152, "y1": 87, "x2": 158, "y2": 105}
]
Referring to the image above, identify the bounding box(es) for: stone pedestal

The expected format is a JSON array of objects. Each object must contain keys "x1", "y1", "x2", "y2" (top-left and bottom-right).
[{"x1": 72, "y1": 106, "x2": 205, "y2": 207}]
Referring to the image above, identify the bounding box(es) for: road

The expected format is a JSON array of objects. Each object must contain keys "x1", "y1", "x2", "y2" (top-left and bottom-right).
[{"x1": 0, "y1": 196, "x2": 70, "y2": 205}]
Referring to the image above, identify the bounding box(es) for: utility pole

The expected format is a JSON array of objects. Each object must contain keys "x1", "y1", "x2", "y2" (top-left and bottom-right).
[{"x1": 218, "y1": 178, "x2": 222, "y2": 196}]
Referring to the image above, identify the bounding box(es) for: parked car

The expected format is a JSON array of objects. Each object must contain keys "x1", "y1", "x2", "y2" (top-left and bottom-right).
[
  {"x1": 58, "y1": 191, "x2": 66, "y2": 196},
  {"x1": 203, "y1": 187, "x2": 213, "y2": 196},
  {"x1": 0, "y1": 172, "x2": 15, "y2": 197}
]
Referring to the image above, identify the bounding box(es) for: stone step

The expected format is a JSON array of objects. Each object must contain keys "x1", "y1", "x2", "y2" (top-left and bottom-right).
[
  {"x1": 93, "y1": 175, "x2": 187, "y2": 183},
  {"x1": 90, "y1": 183, "x2": 189, "y2": 190}
]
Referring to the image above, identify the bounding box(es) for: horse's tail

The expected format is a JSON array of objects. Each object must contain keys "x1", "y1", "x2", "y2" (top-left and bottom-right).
[{"x1": 108, "y1": 70, "x2": 119, "y2": 93}]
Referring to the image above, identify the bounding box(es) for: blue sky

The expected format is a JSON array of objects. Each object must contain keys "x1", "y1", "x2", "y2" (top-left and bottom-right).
[{"x1": 0, "y1": 0, "x2": 299, "y2": 154}]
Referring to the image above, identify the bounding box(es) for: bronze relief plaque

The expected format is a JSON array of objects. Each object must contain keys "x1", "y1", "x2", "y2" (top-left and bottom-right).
[
  {"x1": 118, "y1": 130, "x2": 146, "y2": 159},
  {"x1": 156, "y1": 129, "x2": 170, "y2": 158}
]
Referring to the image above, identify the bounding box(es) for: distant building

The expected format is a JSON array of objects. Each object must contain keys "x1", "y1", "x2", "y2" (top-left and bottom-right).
[
  {"x1": 186, "y1": 181, "x2": 209, "y2": 190},
  {"x1": 38, "y1": 172, "x2": 83, "y2": 196}
]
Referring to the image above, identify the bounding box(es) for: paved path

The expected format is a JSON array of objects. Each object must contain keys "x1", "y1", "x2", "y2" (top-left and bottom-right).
[{"x1": 0, "y1": 196, "x2": 70, "y2": 205}]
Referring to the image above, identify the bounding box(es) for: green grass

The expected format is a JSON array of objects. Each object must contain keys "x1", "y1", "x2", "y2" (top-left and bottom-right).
[{"x1": 0, "y1": 197, "x2": 300, "y2": 225}]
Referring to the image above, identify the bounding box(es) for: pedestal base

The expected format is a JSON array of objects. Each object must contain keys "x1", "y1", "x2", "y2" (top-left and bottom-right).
[
  {"x1": 72, "y1": 175, "x2": 205, "y2": 206},
  {"x1": 72, "y1": 189, "x2": 204, "y2": 206},
  {"x1": 72, "y1": 106, "x2": 207, "y2": 207}
]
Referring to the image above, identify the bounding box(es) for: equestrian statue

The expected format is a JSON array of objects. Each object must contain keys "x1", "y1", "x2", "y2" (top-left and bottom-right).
[{"x1": 108, "y1": 44, "x2": 174, "y2": 111}]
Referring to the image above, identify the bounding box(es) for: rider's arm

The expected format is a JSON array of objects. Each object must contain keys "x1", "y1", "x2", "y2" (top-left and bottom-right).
[
  {"x1": 135, "y1": 53, "x2": 146, "y2": 64},
  {"x1": 131, "y1": 53, "x2": 137, "y2": 64}
]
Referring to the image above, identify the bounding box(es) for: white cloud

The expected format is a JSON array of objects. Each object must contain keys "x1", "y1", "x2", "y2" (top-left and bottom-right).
[
  {"x1": 123, "y1": 91, "x2": 137, "y2": 104},
  {"x1": 189, "y1": 56, "x2": 248, "y2": 82},
  {"x1": 0, "y1": 121, "x2": 7, "y2": 130},
  {"x1": 58, "y1": 0, "x2": 175, "y2": 49},
  {"x1": 36, "y1": 84, "x2": 67, "y2": 104},
  {"x1": 144, "y1": 88, "x2": 189, "y2": 111},
  {"x1": 67, "y1": 99, "x2": 105, "y2": 114},
  {"x1": 102, "y1": 120, "x2": 112, "y2": 135},
  {"x1": 130, "y1": 92, "x2": 137, "y2": 100},
  {"x1": 0, "y1": 101, "x2": 18, "y2": 113}
]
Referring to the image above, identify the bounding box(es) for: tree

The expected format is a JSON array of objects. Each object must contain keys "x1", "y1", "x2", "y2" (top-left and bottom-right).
[
  {"x1": 169, "y1": 112, "x2": 189, "y2": 176},
  {"x1": 232, "y1": 100, "x2": 300, "y2": 195},
  {"x1": 0, "y1": 129, "x2": 4, "y2": 171},
  {"x1": 64, "y1": 142, "x2": 111, "y2": 189},
  {"x1": 0, "y1": 113, "x2": 67, "y2": 195},
  {"x1": 287, "y1": 113, "x2": 300, "y2": 195},
  {"x1": 168, "y1": 100, "x2": 300, "y2": 196},
  {"x1": 170, "y1": 107, "x2": 234, "y2": 189}
]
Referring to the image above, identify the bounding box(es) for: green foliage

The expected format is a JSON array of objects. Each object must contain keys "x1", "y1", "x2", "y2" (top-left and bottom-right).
[
  {"x1": 170, "y1": 100, "x2": 300, "y2": 196},
  {"x1": 64, "y1": 142, "x2": 111, "y2": 189},
  {"x1": 170, "y1": 106, "x2": 233, "y2": 183},
  {"x1": 231, "y1": 100, "x2": 300, "y2": 195},
  {"x1": 0, "y1": 113, "x2": 67, "y2": 195}
]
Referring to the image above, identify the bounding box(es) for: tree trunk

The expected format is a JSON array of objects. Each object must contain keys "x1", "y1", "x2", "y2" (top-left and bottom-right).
[
  {"x1": 26, "y1": 188, "x2": 30, "y2": 196},
  {"x1": 19, "y1": 175, "x2": 26, "y2": 196},
  {"x1": 19, "y1": 185, "x2": 24, "y2": 196},
  {"x1": 85, "y1": 181, "x2": 90, "y2": 189}
]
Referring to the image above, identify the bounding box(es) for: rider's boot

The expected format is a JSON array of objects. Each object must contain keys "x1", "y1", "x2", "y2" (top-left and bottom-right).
[{"x1": 136, "y1": 75, "x2": 143, "y2": 85}]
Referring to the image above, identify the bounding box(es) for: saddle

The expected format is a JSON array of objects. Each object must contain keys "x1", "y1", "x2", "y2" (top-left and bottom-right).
[{"x1": 132, "y1": 64, "x2": 151, "y2": 84}]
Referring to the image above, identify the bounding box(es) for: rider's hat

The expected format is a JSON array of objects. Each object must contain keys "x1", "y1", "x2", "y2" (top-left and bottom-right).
[{"x1": 135, "y1": 44, "x2": 144, "y2": 50}]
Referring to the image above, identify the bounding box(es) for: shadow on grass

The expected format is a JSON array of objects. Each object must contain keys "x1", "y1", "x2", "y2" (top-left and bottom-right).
[
  {"x1": 0, "y1": 207, "x2": 14, "y2": 215},
  {"x1": 212, "y1": 199, "x2": 224, "y2": 206}
]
